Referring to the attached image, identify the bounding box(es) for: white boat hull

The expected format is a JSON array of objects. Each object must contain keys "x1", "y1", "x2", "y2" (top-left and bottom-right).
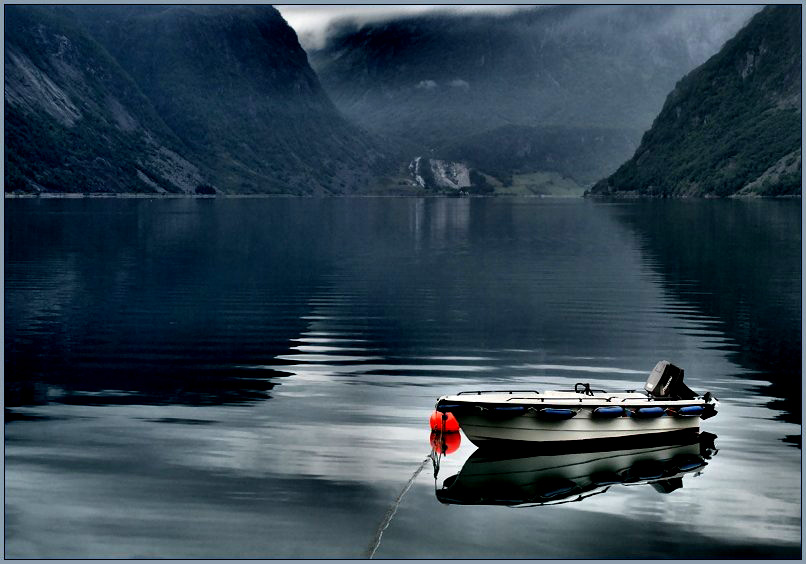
[{"x1": 455, "y1": 410, "x2": 700, "y2": 446}]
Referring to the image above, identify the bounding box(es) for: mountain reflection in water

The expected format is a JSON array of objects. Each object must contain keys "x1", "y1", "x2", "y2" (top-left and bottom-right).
[{"x1": 606, "y1": 200, "x2": 801, "y2": 431}]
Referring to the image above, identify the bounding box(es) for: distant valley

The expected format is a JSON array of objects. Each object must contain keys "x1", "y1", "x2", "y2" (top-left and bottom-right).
[{"x1": 310, "y1": 5, "x2": 761, "y2": 194}]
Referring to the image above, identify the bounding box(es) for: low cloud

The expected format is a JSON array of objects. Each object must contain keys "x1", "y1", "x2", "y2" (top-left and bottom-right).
[
  {"x1": 416, "y1": 80, "x2": 438, "y2": 90},
  {"x1": 277, "y1": 5, "x2": 538, "y2": 49},
  {"x1": 449, "y1": 79, "x2": 470, "y2": 89}
]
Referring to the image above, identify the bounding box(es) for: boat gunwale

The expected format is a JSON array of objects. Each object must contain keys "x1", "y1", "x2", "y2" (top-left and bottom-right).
[{"x1": 437, "y1": 393, "x2": 710, "y2": 408}]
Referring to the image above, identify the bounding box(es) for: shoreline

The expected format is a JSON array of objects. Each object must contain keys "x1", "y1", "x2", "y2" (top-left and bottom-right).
[
  {"x1": 583, "y1": 193, "x2": 801, "y2": 200},
  {"x1": 5, "y1": 192, "x2": 800, "y2": 200},
  {"x1": 3, "y1": 192, "x2": 580, "y2": 200}
]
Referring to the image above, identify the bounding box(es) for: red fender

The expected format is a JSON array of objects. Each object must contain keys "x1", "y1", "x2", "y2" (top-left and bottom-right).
[{"x1": 429, "y1": 410, "x2": 460, "y2": 432}]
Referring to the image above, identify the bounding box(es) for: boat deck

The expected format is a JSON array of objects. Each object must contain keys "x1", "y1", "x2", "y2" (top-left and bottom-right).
[{"x1": 440, "y1": 390, "x2": 706, "y2": 407}]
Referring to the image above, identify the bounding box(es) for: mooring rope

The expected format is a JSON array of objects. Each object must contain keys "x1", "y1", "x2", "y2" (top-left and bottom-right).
[{"x1": 364, "y1": 453, "x2": 433, "y2": 559}]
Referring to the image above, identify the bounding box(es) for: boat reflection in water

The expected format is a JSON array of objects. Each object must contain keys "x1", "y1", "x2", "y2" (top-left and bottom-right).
[{"x1": 436, "y1": 432, "x2": 717, "y2": 507}]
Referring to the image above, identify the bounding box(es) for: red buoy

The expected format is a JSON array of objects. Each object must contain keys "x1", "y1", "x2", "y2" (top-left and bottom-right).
[
  {"x1": 429, "y1": 410, "x2": 460, "y2": 433},
  {"x1": 430, "y1": 430, "x2": 461, "y2": 455}
]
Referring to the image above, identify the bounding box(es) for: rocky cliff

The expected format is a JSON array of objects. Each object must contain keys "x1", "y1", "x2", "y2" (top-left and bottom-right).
[
  {"x1": 5, "y1": 5, "x2": 385, "y2": 195},
  {"x1": 5, "y1": 6, "x2": 206, "y2": 193}
]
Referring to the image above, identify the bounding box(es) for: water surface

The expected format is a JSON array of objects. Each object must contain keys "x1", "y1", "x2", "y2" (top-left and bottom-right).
[{"x1": 5, "y1": 197, "x2": 800, "y2": 558}]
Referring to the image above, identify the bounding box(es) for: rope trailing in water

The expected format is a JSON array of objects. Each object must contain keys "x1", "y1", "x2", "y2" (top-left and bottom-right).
[{"x1": 364, "y1": 453, "x2": 433, "y2": 559}]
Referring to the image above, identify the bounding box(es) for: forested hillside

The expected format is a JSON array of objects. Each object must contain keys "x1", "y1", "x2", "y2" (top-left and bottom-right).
[{"x1": 590, "y1": 6, "x2": 801, "y2": 197}]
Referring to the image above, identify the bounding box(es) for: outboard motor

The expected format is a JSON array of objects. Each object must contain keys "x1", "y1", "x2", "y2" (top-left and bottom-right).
[{"x1": 645, "y1": 361, "x2": 697, "y2": 400}]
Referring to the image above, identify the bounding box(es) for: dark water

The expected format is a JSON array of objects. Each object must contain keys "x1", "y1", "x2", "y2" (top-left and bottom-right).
[{"x1": 4, "y1": 197, "x2": 801, "y2": 558}]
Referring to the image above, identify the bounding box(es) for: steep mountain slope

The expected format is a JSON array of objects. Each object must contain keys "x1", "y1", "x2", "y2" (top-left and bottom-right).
[
  {"x1": 5, "y1": 5, "x2": 386, "y2": 195},
  {"x1": 311, "y1": 6, "x2": 759, "y2": 187},
  {"x1": 5, "y1": 5, "x2": 207, "y2": 194},
  {"x1": 590, "y1": 6, "x2": 801, "y2": 197},
  {"x1": 78, "y1": 5, "x2": 385, "y2": 194}
]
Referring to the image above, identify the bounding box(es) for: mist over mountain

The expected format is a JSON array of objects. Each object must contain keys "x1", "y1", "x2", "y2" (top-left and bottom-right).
[
  {"x1": 311, "y1": 5, "x2": 759, "y2": 191},
  {"x1": 590, "y1": 5, "x2": 801, "y2": 198},
  {"x1": 5, "y1": 5, "x2": 385, "y2": 195}
]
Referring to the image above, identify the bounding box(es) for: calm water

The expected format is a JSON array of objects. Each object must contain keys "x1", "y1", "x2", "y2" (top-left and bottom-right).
[{"x1": 4, "y1": 197, "x2": 801, "y2": 558}]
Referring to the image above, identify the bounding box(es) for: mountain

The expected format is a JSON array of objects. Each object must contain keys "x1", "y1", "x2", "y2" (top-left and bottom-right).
[
  {"x1": 589, "y1": 6, "x2": 801, "y2": 198},
  {"x1": 5, "y1": 5, "x2": 385, "y2": 195},
  {"x1": 311, "y1": 6, "x2": 759, "y2": 191},
  {"x1": 5, "y1": 6, "x2": 206, "y2": 194}
]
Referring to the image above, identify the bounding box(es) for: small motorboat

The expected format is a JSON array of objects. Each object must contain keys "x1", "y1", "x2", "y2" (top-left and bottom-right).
[
  {"x1": 434, "y1": 361, "x2": 718, "y2": 447},
  {"x1": 436, "y1": 432, "x2": 718, "y2": 507}
]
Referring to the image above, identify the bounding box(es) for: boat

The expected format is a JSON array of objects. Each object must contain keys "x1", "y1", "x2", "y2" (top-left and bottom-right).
[
  {"x1": 436, "y1": 431, "x2": 718, "y2": 507},
  {"x1": 434, "y1": 361, "x2": 718, "y2": 446}
]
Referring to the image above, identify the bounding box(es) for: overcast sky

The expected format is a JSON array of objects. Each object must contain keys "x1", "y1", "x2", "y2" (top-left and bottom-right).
[{"x1": 275, "y1": 5, "x2": 535, "y2": 48}]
